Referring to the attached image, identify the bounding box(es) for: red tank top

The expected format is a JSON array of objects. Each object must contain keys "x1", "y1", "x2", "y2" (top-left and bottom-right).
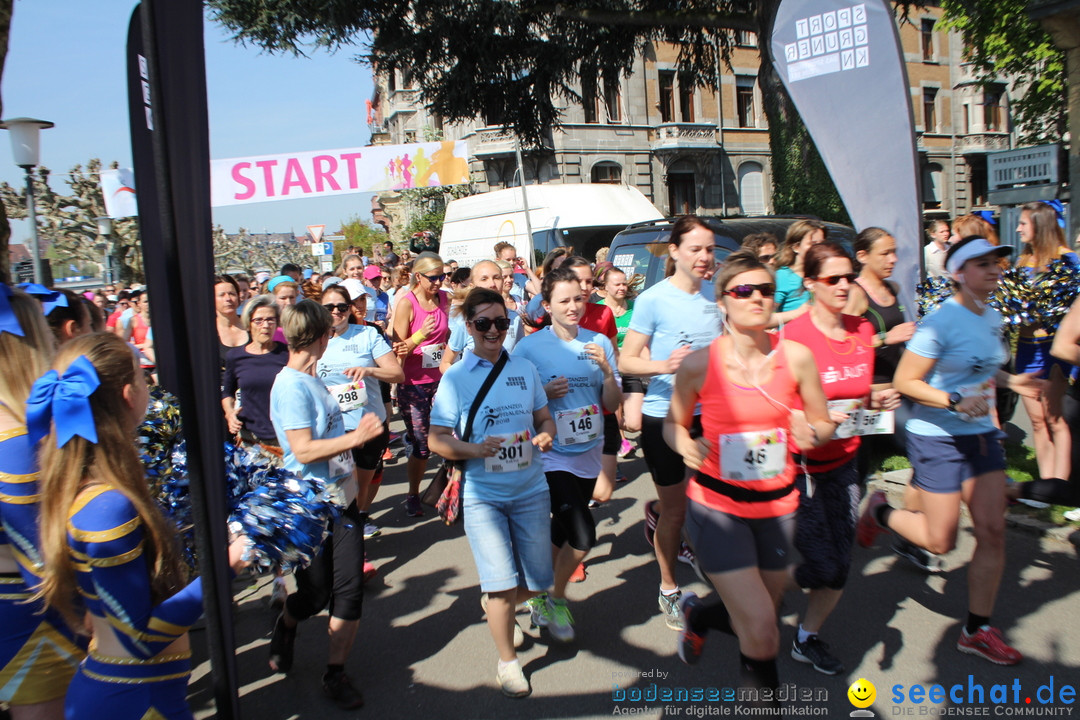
[{"x1": 687, "y1": 335, "x2": 799, "y2": 519}]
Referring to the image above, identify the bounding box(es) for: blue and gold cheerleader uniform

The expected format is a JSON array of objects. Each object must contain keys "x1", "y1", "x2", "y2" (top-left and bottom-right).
[
  {"x1": 0, "y1": 426, "x2": 85, "y2": 706},
  {"x1": 64, "y1": 485, "x2": 203, "y2": 720}
]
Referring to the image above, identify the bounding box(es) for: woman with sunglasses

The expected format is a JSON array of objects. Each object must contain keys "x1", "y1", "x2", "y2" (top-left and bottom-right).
[
  {"x1": 512, "y1": 267, "x2": 622, "y2": 643},
  {"x1": 859, "y1": 236, "x2": 1045, "y2": 666},
  {"x1": 619, "y1": 215, "x2": 722, "y2": 630},
  {"x1": 429, "y1": 288, "x2": 555, "y2": 697},
  {"x1": 781, "y1": 242, "x2": 900, "y2": 676},
  {"x1": 392, "y1": 253, "x2": 452, "y2": 518},
  {"x1": 665, "y1": 251, "x2": 832, "y2": 699},
  {"x1": 317, "y1": 284, "x2": 403, "y2": 567},
  {"x1": 222, "y1": 296, "x2": 289, "y2": 458}
]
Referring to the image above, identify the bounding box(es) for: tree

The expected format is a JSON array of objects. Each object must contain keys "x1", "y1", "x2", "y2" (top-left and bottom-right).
[
  {"x1": 939, "y1": 0, "x2": 1066, "y2": 145},
  {"x1": 401, "y1": 184, "x2": 477, "y2": 241},
  {"x1": 213, "y1": 226, "x2": 313, "y2": 274},
  {"x1": 0, "y1": 159, "x2": 144, "y2": 285},
  {"x1": 336, "y1": 214, "x2": 387, "y2": 256},
  {"x1": 207, "y1": 0, "x2": 850, "y2": 223}
]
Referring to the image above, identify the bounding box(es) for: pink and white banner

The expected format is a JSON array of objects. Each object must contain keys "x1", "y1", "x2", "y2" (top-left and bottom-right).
[{"x1": 209, "y1": 139, "x2": 471, "y2": 207}]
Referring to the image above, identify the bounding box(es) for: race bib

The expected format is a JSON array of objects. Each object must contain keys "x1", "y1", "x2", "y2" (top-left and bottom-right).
[
  {"x1": 484, "y1": 431, "x2": 533, "y2": 473},
  {"x1": 828, "y1": 399, "x2": 895, "y2": 439},
  {"x1": 555, "y1": 404, "x2": 601, "y2": 446},
  {"x1": 328, "y1": 448, "x2": 355, "y2": 479},
  {"x1": 421, "y1": 342, "x2": 446, "y2": 369},
  {"x1": 328, "y1": 381, "x2": 367, "y2": 412},
  {"x1": 719, "y1": 428, "x2": 787, "y2": 481},
  {"x1": 957, "y1": 378, "x2": 996, "y2": 406}
]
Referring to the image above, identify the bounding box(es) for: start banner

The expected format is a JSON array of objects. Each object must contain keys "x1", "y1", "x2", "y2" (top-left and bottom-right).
[{"x1": 209, "y1": 139, "x2": 471, "y2": 207}]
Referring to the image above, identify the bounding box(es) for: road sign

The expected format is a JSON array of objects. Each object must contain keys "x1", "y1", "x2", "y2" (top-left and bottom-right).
[
  {"x1": 310, "y1": 242, "x2": 332, "y2": 256},
  {"x1": 320, "y1": 258, "x2": 335, "y2": 273},
  {"x1": 307, "y1": 224, "x2": 325, "y2": 243}
]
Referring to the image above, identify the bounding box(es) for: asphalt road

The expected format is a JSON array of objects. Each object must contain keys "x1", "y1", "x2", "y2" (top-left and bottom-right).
[{"x1": 188, "y1": 435, "x2": 1080, "y2": 720}]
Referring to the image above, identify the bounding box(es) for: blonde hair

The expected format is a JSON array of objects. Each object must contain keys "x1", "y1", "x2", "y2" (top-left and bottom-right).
[
  {"x1": 409, "y1": 253, "x2": 445, "y2": 291},
  {"x1": 281, "y1": 299, "x2": 332, "y2": 350},
  {"x1": 0, "y1": 289, "x2": 54, "y2": 424},
  {"x1": 1017, "y1": 202, "x2": 1068, "y2": 269},
  {"x1": 37, "y1": 332, "x2": 186, "y2": 628}
]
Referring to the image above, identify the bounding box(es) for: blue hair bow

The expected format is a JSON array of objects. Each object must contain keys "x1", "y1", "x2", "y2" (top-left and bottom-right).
[
  {"x1": 974, "y1": 210, "x2": 997, "y2": 226},
  {"x1": 1044, "y1": 200, "x2": 1067, "y2": 229},
  {"x1": 0, "y1": 285, "x2": 24, "y2": 337},
  {"x1": 16, "y1": 283, "x2": 68, "y2": 316},
  {"x1": 26, "y1": 355, "x2": 102, "y2": 447}
]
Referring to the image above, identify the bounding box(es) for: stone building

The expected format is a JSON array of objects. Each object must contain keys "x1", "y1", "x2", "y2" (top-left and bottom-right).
[{"x1": 369, "y1": 5, "x2": 1021, "y2": 228}]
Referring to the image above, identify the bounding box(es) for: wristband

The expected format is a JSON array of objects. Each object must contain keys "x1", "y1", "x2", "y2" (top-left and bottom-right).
[
  {"x1": 877, "y1": 331, "x2": 888, "y2": 344},
  {"x1": 410, "y1": 331, "x2": 428, "y2": 344}
]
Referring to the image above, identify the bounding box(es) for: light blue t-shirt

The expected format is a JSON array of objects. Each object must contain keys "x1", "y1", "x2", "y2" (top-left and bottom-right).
[
  {"x1": 270, "y1": 367, "x2": 353, "y2": 502},
  {"x1": 316, "y1": 324, "x2": 393, "y2": 426},
  {"x1": 430, "y1": 351, "x2": 549, "y2": 503},
  {"x1": 774, "y1": 266, "x2": 808, "y2": 312},
  {"x1": 363, "y1": 287, "x2": 391, "y2": 325},
  {"x1": 906, "y1": 297, "x2": 1007, "y2": 437},
  {"x1": 447, "y1": 310, "x2": 523, "y2": 355},
  {"x1": 513, "y1": 327, "x2": 618, "y2": 464},
  {"x1": 629, "y1": 278, "x2": 721, "y2": 418}
]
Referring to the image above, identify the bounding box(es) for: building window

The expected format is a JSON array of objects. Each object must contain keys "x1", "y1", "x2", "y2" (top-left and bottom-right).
[
  {"x1": 679, "y1": 73, "x2": 695, "y2": 122},
  {"x1": 582, "y1": 72, "x2": 599, "y2": 124},
  {"x1": 387, "y1": 70, "x2": 397, "y2": 93},
  {"x1": 963, "y1": 103, "x2": 971, "y2": 134},
  {"x1": 736, "y1": 77, "x2": 756, "y2": 128},
  {"x1": 604, "y1": 77, "x2": 622, "y2": 123},
  {"x1": 737, "y1": 30, "x2": 758, "y2": 47},
  {"x1": 404, "y1": 129, "x2": 417, "y2": 143},
  {"x1": 923, "y1": 163, "x2": 943, "y2": 209},
  {"x1": 658, "y1": 71, "x2": 675, "y2": 123},
  {"x1": 984, "y1": 90, "x2": 1002, "y2": 131},
  {"x1": 668, "y1": 172, "x2": 696, "y2": 215},
  {"x1": 738, "y1": 162, "x2": 766, "y2": 215},
  {"x1": 921, "y1": 19, "x2": 935, "y2": 61},
  {"x1": 923, "y1": 88, "x2": 937, "y2": 132},
  {"x1": 591, "y1": 162, "x2": 622, "y2": 184}
]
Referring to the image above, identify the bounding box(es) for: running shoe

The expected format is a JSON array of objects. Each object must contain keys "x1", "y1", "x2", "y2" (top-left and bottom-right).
[
  {"x1": 616, "y1": 469, "x2": 629, "y2": 483},
  {"x1": 268, "y1": 576, "x2": 287, "y2": 610},
  {"x1": 856, "y1": 490, "x2": 888, "y2": 547},
  {"x1": 957, "y1": 626, "x2": 1022, "y2": 665},
  {"x1": 891, "y1": 539, "x2": 944, "y2": 573},
  {"x1": 363, "y1": 522, "x2": 381, "y2": 540},
  {"x1": 676, "y1": 592, "x2": 705, "y2": 665},
  {"x1": 587, "y1": 499, "x2": 600, "y2": 509},
  {"x1": 644, "y1": 500, "x2": 659, "y2": 547},
  {"x1": 1064, "y1": 508, "x2": 1080, "y2": 522},
  {"x1": 322, "y1": 671, "x2": 365, "y2": 709},
  {"x1": 527, "y1": 593, "x2": 553, "y2": 629},
  {"x1": 405, "y1": 493, "x2": 424, "y2": 517},
  {"x1": 268, "y1": 613, "x2": 296, "y2": 674},
  {"x1": 677, "y1": 541, "x2": 697, "y2": 567},
  {"x1": 619, "y1": 439, "x2": 635, "y2": 458},
  {"x1": 496, "y1": 660, "x2": 531, "y2": 698},
  {"x1": 658, "y1": 589, "x2": 684, "y2": 631},
  {"x1": 362, "y1": 556, "x2": 378, "y2": 583},
  {"x1": 388, "y1": 431, "x2": 402, "y2": 445},
  {"x1": 547, "y1": 596, "x2": 576, "y2": 643},
  {"x1": 791, "y1": 635, "x2": 844, "y2": 675},
  {"x1": 381, "y1": 446, "x2": 394, "y2": 461},
  {"x1": 1016, "y1": 497, "x2": 1050, "y2": 509},
  {"x1": 569, "y1": 562, "x2": 587, "y2": 583}
]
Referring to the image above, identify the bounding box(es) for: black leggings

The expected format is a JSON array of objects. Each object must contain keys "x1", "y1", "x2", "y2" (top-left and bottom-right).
[
  {"x1": 546, "y1": 470, "x2": 598, "y2": 551},
  {"x1": 286, "y1": 501, "x2": 366, "y2": 622}
]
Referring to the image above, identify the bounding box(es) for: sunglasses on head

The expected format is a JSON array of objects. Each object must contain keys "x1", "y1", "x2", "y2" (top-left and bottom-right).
[
  {"x1": 323, "y1": 302, "x2": 351, "y2": 313},
  {"x1": 422, "y1": 273, "x2": 446, "y2": 283},
  {"x1": 811, "y1": 273, "x2": 858, "y2": 286},
  {"x1": 470, "y1": 316, "x2": 511, "y2": 332},
  {"x1": 722, "y1": 282, "x2": 776, "y2": 299}
]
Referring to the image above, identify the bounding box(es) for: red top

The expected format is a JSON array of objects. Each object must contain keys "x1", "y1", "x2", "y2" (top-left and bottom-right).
[
  {"x1": 581, "y1": 303, "x2": 617, "y2": 342},
  {"x1": 784, "y1": 313, "x2": 874, "y2": 472},
  {"x1": 687, "y1": 336, "x2": 800, "y2": 519},
  {"x1": 130, "y1": 313, "x2": 150, "y2": 346}
]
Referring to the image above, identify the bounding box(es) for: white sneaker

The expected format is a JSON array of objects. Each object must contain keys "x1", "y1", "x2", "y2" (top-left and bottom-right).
[
  {"x1": 1064, "y1": 508, "x2": 1080, "y2": 522},
  {"x1": 496, "y1": 660, "x2": 531, "y2": 697}
]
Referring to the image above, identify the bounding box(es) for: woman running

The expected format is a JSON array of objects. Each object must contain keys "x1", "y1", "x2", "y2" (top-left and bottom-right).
[
  {"x1": 215, "y1": 275, "x2": 248, "y2": 377},
  {"x1": 429, "y1": 288, "x2": 555, "y2": 697},
  {"x1": 663, "y1": 251, "x2": 833, "y2": 697},
  {"x1": 784, "y1": 242, "x2": 900, "y2": 676},
  {"x1": 0, "y1": 287, "x2": 85, "y2": 720},
  {"x1": 619, "y1": 215, "x2": 722, "y2": 629},
  {"x1": 513, "y1": 267, "x2": 622, "y2": 642},
  {"x1": 859, "y1": 236, "x2": 1045, "y2": 666},
  {"x1": 34, "y1": 333, "x2": 249, "y2": 720},
  {"x1": 772, "y1": 219, "x2": 827, "y2": 317},
  {"x1": 392, "y1": 253, "x2": 452, "y2": 518}
]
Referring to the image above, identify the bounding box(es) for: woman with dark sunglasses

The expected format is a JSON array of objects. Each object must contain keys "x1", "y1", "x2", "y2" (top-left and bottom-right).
[
  {"x1": 781, "y1": 242, "x2": 900, "y2": 676},
  {"x1": 429, "y1": 288, "x2": 556, "y2": 697},
  {"x1": 512, "y1": 267, "x2": 622, "y2": 643},
  {"x1": 664, "y1": 251, "x2": 833, "y2": 704},
  {"x1": 392, "y1": 253, "x2": 452, "y2": 518}
]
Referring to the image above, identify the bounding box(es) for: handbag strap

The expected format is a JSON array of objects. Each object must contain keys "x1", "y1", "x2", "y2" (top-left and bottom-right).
[{"x1": 461, "y1": 351, "x2": 509, "y2": 444}]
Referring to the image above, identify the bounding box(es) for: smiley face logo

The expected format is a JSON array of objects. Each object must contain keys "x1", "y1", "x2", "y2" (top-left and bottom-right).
[{"x1": 848, "y1": 678, "x2": 876, "y2": 709}]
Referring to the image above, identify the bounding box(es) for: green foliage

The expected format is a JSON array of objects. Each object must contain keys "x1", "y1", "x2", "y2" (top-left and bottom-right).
[
  {"x1": 400, "y1": 184, "x2": 477, "y2": 241},
  {"x1": 939, "y1": 0, "x2": 1066, "y2": 145},
  {"x1": 337, "y1": 215, "x2": 386, "y2": 255}
]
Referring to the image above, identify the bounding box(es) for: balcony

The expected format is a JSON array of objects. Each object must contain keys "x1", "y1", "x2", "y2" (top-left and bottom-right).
[
  {"x1": 651, "y1": 123, "x2": 720, "y2": 152},
  {"x1": 386, "y1": 89, "x2": 421, "y2": 120},
  {"x1": 470, "y1": 127, "x2": 553, "y2": 157},
  {"x1": 958, "y1": 132, "x2": 1010, "y2": 154}
]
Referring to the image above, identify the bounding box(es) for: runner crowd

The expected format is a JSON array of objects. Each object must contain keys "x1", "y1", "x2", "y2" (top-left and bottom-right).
[{"x1": 3, "y1": 203, "x2": 1080, "y2": 718}]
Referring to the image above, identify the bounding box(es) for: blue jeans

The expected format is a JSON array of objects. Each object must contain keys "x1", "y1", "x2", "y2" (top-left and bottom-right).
[{"x1": 463, "y1": 488, "x2": 553, "y2": 593}]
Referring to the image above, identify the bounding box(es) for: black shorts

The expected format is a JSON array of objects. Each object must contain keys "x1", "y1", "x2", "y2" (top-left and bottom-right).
[
  {"x1": 684, "y1": 499, "x2": 795, "y2": 573},
  {"x1": 793, "y1": 459, "x2": 860, "y2": 590},
  {"x1": 602, "y1": 413, "x2": 621, "y2": 456},
  {"x1": 350, "y1": 423, "x2": 390, "y2": 471},
  {"x1": 639, "y1": 413, "x2": 700, "y2": 487},
  {"x1": 380, "y1": 379, "x2": 392, "y2": 405},
  {"x1": 286, "y1": 501, "x2": 365, "y2": 622},
  {"x1": 622, "y1": 375, "x2": 646, "y2": 394}
]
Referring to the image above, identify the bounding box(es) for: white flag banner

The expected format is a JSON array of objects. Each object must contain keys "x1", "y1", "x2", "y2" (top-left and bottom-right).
[
  {"x1": 100, "y1": 168, "x2": 139, "y2": 218},
  {"x1": 771, "y1": 0, "x2": 921, "y2": 318},
  {"x1": 209, "y1": 140, "x2": 471, "y2": 207}
]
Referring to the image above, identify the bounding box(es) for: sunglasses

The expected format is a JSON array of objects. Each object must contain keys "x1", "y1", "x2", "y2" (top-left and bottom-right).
[
  {"x1": 323, "y1": 302, "x2": 351, "y2": 313},
  {"x1": 421, "y1": 273, "x2": 447, "y2": 283},
  {"x1": 811, "y1": 273, "x2": 858, "y2": 286},
  {"x1": 722, "y1": 282, "x2": 776, "y2": 299},
  {"x1": 470, "y1": 316, "x2": 512, "y2": 332}
]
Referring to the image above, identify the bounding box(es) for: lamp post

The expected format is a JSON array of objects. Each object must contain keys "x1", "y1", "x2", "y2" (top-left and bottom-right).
[
  {"x1": 1, "y1": 117, "x2": 55, "y2": 284},
  {"x1": 95, "y1": 216, "x2": 114, "y2": 284}
]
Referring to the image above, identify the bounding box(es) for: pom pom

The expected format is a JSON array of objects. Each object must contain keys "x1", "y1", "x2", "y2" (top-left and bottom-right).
[
  {"x1": 916, "y1": 277, "x2": 955, "y2": 319},
  {"x1": 137, "y1": 387, "x2": 183, "y2": 497}
]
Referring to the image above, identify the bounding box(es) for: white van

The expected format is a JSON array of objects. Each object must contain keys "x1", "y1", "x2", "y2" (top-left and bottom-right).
[{"x1": 438, "y1": 184, "x2": 663, "y2": 267}]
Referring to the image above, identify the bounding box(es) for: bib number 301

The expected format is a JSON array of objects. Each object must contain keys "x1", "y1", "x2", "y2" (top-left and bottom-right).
[
  {"x1": 555, "y1": 404, "x2": 601, "y2": 446},
  {"x1": 720, "y1": 428, "x2": 787, "y2": 481},
  {"x1": 484, "y1": 431, "x2": 533, "y2": 473}
]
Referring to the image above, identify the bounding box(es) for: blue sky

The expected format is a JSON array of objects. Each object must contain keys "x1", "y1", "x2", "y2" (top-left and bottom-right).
[{"x1": 1, "y1": 0, "x2": 377, "y2": 242}]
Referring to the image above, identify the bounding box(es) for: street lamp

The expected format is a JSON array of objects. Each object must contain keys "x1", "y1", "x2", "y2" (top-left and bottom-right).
[
  {"x1": 1, "y1": 117, "x2": 55, "y2": 284},
  {"x1": 96, "y1": 216, "x2": 114, "y2": 284}
]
